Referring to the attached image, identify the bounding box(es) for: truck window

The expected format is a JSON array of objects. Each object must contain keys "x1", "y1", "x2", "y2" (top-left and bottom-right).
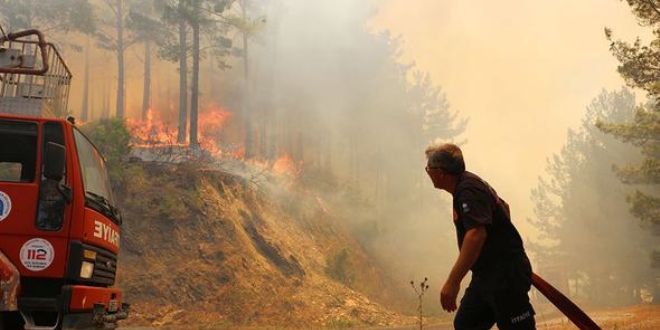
[
  {"x1": 36, "y1": 122, "x2": 66, "y2": 231},
  {"x1": 0, "y1": 162, "x2": 23, "y2": 182},
  {"x1": 0, "y1": 120, "x2": 38, "y2": 183},
  {"x1": 73, "y1": 128, "x2": 116, "y2": 207}
]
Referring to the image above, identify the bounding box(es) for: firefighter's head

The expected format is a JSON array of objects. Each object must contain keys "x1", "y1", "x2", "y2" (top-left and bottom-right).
[{"x1": 425, "y1": 142, "x2": 465, "y2": 192}]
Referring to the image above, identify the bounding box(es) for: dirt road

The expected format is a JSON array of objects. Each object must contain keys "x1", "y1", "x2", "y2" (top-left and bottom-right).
[
  {"x1": 121, "y1": 304, "x2": 660, "y2": 330},
  {"x1": 122, "y1": 324, "x2": 453, "y2": 330}
]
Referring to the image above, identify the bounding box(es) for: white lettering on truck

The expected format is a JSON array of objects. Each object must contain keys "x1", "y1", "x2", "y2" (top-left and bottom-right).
[{"x1": 93, "y1": 220, "x2": 120, "y2": 247}]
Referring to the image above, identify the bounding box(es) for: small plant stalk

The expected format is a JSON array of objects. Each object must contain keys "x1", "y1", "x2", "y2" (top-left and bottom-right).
[{"x1": 410, "y1": 277, "x2": 429, "y2": 330}]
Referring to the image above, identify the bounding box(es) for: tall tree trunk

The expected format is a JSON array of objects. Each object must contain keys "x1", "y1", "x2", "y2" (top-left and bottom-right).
[
  {"x1": 190, "y1": 18, "x2": 200, "y2": 148},
  {"x1": 262, "y1": 0, "x2": 279, "y2": 161},
  {"x1": 177, "y1": 5, "x2": 188, "y2": 144},
  {"x1": 141, "y1": 40, "x2": 151, "y2": 120},
  {"x1": 102, "y1": 81, "x2": 110, "y2": 119},
  {"x1": 242, "y1": 0, "x2": 253, "y2": 159},
  {"x1": 81, "y1": 36, "x2": 90, "y2": 122},
  {"x1": 115, "y1": 0, "x2": 125, "y2": 118}
]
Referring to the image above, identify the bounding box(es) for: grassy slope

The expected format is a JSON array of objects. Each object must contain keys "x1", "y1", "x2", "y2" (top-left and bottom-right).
[{"x1": 113, "y1": 163, "x2": 410, "y2": 328}]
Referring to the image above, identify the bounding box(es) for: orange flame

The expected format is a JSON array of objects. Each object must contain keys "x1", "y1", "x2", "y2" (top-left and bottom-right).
[
  {"x1": 196, "y1": 104, "x2": 233, "y2": 156},
  {"x1": 234, "y1": 147, "x2": 246, "y2": 159},
  {"x1": 127, "y1": 108, "x2": 178, "y2": 145},
  {"x1": 126, "y1": 103, "x2": 305, "y2": 180},
  {"x1": 272, "y1": 153, "x2": 302, "y2": 177},
  {"x1": 126, "y1": 102, "x2": 232, "y2": 158}
]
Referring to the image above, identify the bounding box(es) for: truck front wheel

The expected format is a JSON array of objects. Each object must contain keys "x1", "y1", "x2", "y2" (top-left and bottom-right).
[{"x1": 0, "y1": 311, "x2": 25, "y2": 330}]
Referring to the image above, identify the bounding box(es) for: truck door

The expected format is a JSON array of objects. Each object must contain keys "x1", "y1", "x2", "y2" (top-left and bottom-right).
[
  {"x1": 36, "y1": 122, "x2": 67, "y2": 232},
  {"x1": 0, "y1": 119, "x2": 71, "y2": 278}
]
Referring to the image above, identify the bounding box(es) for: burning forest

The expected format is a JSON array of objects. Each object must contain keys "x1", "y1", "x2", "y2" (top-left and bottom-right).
[{"x1": 0, "y1": 0, "x2": 659, "y2": 329}]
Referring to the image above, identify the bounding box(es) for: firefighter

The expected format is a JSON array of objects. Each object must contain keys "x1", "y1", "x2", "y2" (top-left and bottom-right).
[{"x1": 425, "y1": 142, "x2": 536, "y2": 330}]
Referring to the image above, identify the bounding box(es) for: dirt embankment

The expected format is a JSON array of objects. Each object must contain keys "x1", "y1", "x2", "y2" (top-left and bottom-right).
[{"x1": 114, "y1": 164, "x2": 410, "y2": 328}]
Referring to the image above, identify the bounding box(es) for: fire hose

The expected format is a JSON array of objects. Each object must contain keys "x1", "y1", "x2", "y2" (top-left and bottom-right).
[{"x1": 532, "y1": 272, "x2": 602, "y2": 330}]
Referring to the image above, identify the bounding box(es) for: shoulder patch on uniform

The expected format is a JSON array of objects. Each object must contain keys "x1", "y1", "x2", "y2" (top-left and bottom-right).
[{"x1": 461, "y1": 202, "x2": 470, "y2": 213}]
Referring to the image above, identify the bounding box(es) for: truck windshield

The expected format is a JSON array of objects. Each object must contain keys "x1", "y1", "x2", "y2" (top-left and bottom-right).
[
  {"x1": 73, "y1": 128, "x2": 116, "y2": 207},
  {"x1": 0, "y1": 120, "x2": 38, "y2": 183}
]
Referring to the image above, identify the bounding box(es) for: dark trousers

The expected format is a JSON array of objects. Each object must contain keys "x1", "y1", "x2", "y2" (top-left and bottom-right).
[{"x1": 454, "y1": 261, "x2": 536, "y2": 330}]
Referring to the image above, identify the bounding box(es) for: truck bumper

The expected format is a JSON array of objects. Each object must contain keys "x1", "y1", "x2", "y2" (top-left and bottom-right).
[
  {"x1": 63, "y1": 285, "x2": 129, "y2": 328},
  {"x1": 62, "y1": 285, "x2": 123, "y2": 313}
]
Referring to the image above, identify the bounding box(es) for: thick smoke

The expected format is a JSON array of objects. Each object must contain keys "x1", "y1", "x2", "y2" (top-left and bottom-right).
[{"x1": 243, "y1": 0, "x2": 465, "y2": 303}]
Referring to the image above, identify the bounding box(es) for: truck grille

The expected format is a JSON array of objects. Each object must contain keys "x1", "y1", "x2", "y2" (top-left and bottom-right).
[
  {"x1": 67, "y1": 241, "x2": 118, "y2": 286},
  {"x1": 91, "y1": 247, "x2": 117, "y2": 285}
]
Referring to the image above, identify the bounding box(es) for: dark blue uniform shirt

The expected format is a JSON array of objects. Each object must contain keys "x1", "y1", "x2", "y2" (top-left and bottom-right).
[{"x1": 453, "y1": 171, "x2": 528, "y2": 287}]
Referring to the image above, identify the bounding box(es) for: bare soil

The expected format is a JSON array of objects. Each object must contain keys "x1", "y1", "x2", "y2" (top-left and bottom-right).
[{"x1": 534, "y1": 304, "x2": 660, "y2": 330}]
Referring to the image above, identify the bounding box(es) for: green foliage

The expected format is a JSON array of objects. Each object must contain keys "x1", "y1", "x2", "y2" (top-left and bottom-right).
[
  {"x1": 126, "y1": 1, "x2": 170, "y2": 45},
  {"x1": 327, "y1": 317, "x2": 356, "y2": 329},
  {"x1": 628, "y1": 190, "x2": 660, "y2": 228},
  {"x1": 603, "y1": 0, "x2": 660, "y2": 274},
  {"x1": 153, "y1": 0, "x2": 235, "y2": 63},
  {"x1": 529, "y1": 88, "x2": 654, "y2": 305},
  {"x1": 0, "y1": 0, "x2": 95, "y2": 33},
  {"x1": 91, "y1": 0, "x2": 140, "y2": 51},
  {"x1": 81, "y1": 118, "x2": 132, "y2": 162},
  {"x1": 325, "y1": 248, "x2": 354, "y2": 286},
  {"x1": 410, "y1": 71, "x2": 468, "y2": 143},
  {"x1": 79, "y1": 118, "x2": 132, "y2": 188}
]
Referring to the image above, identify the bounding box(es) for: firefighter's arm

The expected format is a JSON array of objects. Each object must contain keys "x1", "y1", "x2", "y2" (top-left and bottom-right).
[{"x1": 440, "y1": 226, "x2": 487, "y2": 312}]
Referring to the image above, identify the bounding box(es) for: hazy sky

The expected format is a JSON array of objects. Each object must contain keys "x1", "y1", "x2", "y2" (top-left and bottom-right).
[{"x1": 369, "y1": 0, "x2": 649, "y2": 239}]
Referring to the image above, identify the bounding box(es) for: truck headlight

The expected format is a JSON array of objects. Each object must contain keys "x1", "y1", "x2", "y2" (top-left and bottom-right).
[{"x1": 80, "y1": 261, "x2": 94, "y2": 279}]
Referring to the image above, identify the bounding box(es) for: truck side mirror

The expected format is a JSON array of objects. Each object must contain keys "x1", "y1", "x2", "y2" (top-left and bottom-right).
[{"x1": 44, "y1": 142, "x2": 65, "y2": 181}]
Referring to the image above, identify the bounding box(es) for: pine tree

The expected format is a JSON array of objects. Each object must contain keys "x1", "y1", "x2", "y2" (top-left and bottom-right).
[
  {"x1": 602, "y1": 1, "x2": 660, "y2": 297},
  {"x1": 530, "y1": 89, "x2": 653, "y2": 304}
]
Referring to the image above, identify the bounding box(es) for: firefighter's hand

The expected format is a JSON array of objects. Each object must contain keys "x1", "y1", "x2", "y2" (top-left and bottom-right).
[{"x1": 440, "y1": 280, "x2": 460, "y2": 312}]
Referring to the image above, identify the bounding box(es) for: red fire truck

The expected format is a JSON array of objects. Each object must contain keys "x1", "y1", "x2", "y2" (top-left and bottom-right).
[{"x1": 0, "y1": 30, "x2": 129, "y2": 329}]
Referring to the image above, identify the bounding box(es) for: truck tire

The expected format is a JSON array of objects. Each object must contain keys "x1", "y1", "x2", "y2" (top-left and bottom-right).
[{"x1": 0, "y1": 311, "x2": 24, "y2": 330}]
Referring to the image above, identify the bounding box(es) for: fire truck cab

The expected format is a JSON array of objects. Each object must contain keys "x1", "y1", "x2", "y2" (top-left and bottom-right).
[{"x1": 0, "y1": 30, "x2": 129, "y2": 329}]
